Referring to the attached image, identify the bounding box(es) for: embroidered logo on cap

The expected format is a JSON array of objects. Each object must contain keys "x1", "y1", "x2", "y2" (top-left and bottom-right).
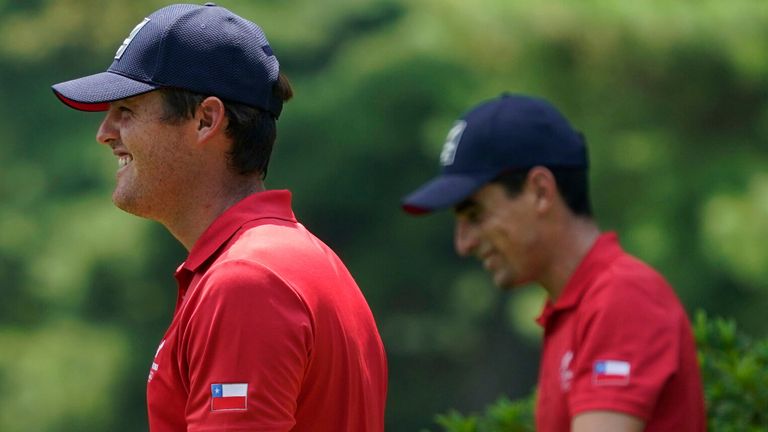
[
  {"x1": 211, "y1": 383, "x2": 248, "y2": 411},
  {"x1": 115, "y1": 18, "x2": 151, "y2": 60},
  {"x1": 440, "y1": 120, "x2": 467, "y2": 166}
]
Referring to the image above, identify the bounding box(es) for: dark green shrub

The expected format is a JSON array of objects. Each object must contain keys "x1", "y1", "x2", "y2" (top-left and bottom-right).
[
  {"x1": 694, "y1": 311, "x2": 768, "y2": 431},
  {"x1": 432, "y1": 395, "x2": 535, "y2": 432},
  {"x1": 430, "y1": 311, "x2": 768, "y2": 431}
]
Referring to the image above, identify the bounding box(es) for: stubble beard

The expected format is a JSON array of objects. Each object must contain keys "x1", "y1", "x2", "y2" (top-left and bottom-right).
[
  {"x1": 111, "y1": 168, "x2": 169, "y2": 222},
  {"x1": 112, "y1": 182, "x2": 157, "y2": 221},
  {"x1": 492, "y1": 268, "x2": 518, "y2": 290}
]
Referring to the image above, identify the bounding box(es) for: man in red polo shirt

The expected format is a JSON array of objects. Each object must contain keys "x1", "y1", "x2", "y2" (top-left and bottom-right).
[
  {"x1": 51, "y1": 4, "x2": 387, "y2": 431},
  {"x1": 401, "y1": 93, "x2": 705, "y2": 431}
]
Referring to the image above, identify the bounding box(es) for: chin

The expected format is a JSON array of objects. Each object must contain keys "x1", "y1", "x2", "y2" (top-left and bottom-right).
[
  {"x1": 492, "y1": 272, "x2": 529, "y2": 291},
  {"x1": 492, "y1": 274, "x2": 516, "y2": 290},
  {"x1": 112, "y1": 191, "x2": 131, "y2": 211},
  {"x1": 112, "y1": 192, "x2": 151, "y2": 219}
]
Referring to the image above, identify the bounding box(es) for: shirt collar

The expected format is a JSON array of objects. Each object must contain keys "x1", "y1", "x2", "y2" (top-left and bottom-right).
[
  {"x1": 181, "y1": 190, "x2": 296, "y2": 272},
  {"x1": 536, "y1": 232, "x2": 624, "y2": 327}
]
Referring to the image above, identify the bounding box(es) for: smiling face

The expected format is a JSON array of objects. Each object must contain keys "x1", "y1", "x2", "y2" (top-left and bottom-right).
[
  {"x1": 454, "y1": 181, "x2": 547, "y2": 289},
  {"x1": 95, "y1": 90, "x2": 203, "y2": 222}
]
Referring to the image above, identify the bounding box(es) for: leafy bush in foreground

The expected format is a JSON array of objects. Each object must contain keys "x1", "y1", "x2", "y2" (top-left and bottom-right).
[{"x1": 431, "y1": 311, "x2": 768, "y2": 431}]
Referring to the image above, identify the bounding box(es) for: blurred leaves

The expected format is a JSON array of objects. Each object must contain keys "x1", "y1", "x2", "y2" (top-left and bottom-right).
[
  {"x1": 693, "y1": 312, "x2": 768, "y2": 430},
  {"x1": 0, "y1": 320, "x2": 129, "y2": 431},
  {"x1": 432, "y1": 394, "x2": 535, "y2": 432},
  {"x1": 702, "y1": 173, "x2": 768, "y2": 289}
]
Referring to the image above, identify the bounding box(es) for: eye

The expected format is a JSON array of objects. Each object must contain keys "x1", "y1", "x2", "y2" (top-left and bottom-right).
[
  {"x1": 465, "y1": 208, "x2": 483, "y2": 224},
  {"x1": 114, "y1": 105, "x2": 135, "y2": 120},
  {"x1": 456, "y1": 205, "x2": 483, "y2": 225}
]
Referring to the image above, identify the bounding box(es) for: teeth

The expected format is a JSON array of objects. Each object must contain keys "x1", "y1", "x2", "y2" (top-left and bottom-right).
[{"x1": 118, "y1": 155, "x2": 133, "y2": 168}]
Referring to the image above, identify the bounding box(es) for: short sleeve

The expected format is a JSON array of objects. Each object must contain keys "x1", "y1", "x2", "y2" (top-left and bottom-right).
[
  {"x1": 180, "y1": 260, "x2": 314, "y2": 432},
  {"x1": 568, "y1": 270, "x2": 680, "y2": 420}
]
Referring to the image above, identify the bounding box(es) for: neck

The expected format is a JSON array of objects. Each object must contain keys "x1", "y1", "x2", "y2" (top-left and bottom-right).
[
  {"x1": 163, "y1": 178, "x2": 265, "y2": 251},
  {"x1": 538, "y1": 216, "x2": 601, "y2": 301}
]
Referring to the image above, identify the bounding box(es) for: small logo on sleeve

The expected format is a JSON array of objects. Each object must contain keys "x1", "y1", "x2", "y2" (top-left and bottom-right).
[
  {"x1": 592, "y1": 359, "x2": 631, "y2": 386},
  {"x1": 211, "y1": 383, "x2": 248, "y2": 411},
  {"x1": 559, "y1": 350, "x2": 574, "y2": 391},
  {"x1": 147, "y1": 339, "x2": 166, "y2": 383}
]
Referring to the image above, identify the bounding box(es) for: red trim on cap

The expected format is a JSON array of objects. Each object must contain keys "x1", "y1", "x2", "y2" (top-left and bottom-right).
[
  {"x1": 402, "y1": 204, "x2": 431, "y2": 215},
  {"x1": 54, "y1": 92, "x2": 109, "y2": 112}
]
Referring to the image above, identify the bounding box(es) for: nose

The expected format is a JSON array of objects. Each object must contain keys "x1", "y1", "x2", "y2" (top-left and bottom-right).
[
  {"x1": 96, "y1": 110, "x2": 118, "y2": 146},
  {"x1": 454, "y1": 218, "x2": 479, "y2": 257}
]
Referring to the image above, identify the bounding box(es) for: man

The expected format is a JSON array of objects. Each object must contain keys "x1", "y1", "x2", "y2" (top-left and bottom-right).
[
  {"x1": 52, "y1": 4, "x2": 387, "y2": 431},
  {"x1": 401, "y1": 93, "x2": 705, "y2": 431}
]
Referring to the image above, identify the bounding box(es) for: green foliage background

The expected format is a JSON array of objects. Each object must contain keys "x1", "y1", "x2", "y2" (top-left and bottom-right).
[{"x1": 1, "y1": 0, "x2": 767, "y2": 430}]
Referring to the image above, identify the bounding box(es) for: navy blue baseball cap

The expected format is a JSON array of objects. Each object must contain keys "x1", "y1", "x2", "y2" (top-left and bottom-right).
[
  {"x1": 52, "y1": 3, "x2": 283, "y2": 117},
  {"x1": 402, "y1": 93, "x2": 587, "y2": 214}
]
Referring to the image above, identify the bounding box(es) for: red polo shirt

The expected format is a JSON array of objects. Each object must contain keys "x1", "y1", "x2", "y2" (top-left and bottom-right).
[
  {"x1": 535, "y1": 233, "x2": 705, "y2": 431},
  {"x1": 146, "y1": 190, "x2": 388, "y2": 432}
]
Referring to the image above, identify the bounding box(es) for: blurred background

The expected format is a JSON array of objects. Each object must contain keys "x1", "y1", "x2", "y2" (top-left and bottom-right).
[{"x1": 1, "y1": 0, "x2": 767, "y2": 430}]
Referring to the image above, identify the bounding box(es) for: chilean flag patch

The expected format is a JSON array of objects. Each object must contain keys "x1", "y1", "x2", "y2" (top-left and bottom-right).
[
  {"x1": 211, "y1": 383, "x2": 248, "y2": 411},
  {"x1": 592, "y1": 360, "x2": 630, "y2": 386}
]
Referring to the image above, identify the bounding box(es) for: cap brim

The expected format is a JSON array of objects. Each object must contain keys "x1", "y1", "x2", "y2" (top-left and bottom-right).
[
  {"x1": 401, "y1": 173, "x2": 496, "y2": 215},
  {"x1": 52, "y1": 72, "x2": 159, "y2": 112}
]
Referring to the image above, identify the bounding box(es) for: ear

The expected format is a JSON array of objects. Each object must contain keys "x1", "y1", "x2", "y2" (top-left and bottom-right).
[
  {"x1": 525, "y1": 166, "x2": 559, "y2": 214},
  {"x1": 194, "y1": 96, "x2": 227, "y2": 145}
]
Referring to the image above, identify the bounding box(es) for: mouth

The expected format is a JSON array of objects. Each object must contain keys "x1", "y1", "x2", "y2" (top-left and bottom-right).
[
  {"x1": 479, "y1": 251, "x2": 496, "y2": 271},
  {"x1": 483, "y1": 257, "x2": 495, "y2": 271},
  {"x1": 118, "y1": 154, "x2": 133, "y2": 168},
  {"x1": 111, "y1": 143, "x2": 133, "y2": 171}
]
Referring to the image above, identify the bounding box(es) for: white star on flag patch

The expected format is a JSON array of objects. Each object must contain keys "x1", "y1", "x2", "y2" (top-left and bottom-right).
[
  {"x1": 211, "y1": 383, "x2": 248, "y2": 411},
  {"x1": 592, "y1": 360, "x2": 630, "y2": 386}
]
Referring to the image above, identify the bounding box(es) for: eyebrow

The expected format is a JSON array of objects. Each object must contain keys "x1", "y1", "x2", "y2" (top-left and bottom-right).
[
  {"x1": 116, "y1": 93, "x2": 147, "y2": 107},
  {"x1": 111, "y1": 99, "x2": 135, "y2": 109}
]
